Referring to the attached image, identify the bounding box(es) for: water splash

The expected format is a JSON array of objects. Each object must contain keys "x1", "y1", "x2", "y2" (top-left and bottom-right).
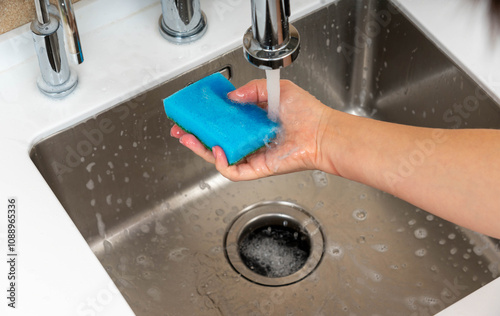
[
  {"x1": 86, "y1": 179, "x2": 95, "y2": 190},
  {"x1": 168, "y1": 247, "x2": 189, "y2": 262},
  {"x1": 413, "y1": 228, "x2": 428, "y2": 239},
  {"x1": 328, "y1": 244, "x2": 344, "y2": 259},
  {"x1": 312, "y1": 170, "x2": 329, "y2": 187},
  {"x1": 155, "y1": 221, "x2": 168, "y2": 235},
  {"x1": 371, "y1": 244, "x2": 389, "y2": 253},
  {"x1": 414, "y1": 248, "x2": 427, "y2": 257},
  {"x1": 352, "y1": 209, "x2": 367, "y2": 221}
]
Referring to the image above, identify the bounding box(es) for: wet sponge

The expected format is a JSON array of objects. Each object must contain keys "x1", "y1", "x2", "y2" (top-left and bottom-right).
[{"x1": 163, "y1": 73, "x2": 279, "y2": 165}]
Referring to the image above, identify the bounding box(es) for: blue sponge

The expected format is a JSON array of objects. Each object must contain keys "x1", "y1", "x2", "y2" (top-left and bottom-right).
[{"x1": 163, "y1": 73, "x2": 279, "y2": 165}]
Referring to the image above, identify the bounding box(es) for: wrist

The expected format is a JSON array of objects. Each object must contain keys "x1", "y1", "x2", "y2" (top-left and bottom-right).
[{"x1": 314, "y1": 107, "x2": 345, "y2": 176}]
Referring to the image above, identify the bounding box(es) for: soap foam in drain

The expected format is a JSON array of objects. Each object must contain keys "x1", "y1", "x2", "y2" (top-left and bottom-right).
[{"x1": 238, "y1": 225, "x2": 310, "y2": 278}]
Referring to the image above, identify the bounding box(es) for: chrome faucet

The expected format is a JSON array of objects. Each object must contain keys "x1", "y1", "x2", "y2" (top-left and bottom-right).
[
  {"x1": 31, "y1": 0, "x2": 83, "y2": 98},
  {"x1": 159, "y1": 0, "x2": 208, "y2": 44},
  {"x1": 243, "y1": 0, "x2": 300, "y2": 69},
  {"x1": 30, "y1": 0, "x2": 296, "y2": 98},
  {"x1": 158, "y1": 0, "x2": 300, "y2": 70}
]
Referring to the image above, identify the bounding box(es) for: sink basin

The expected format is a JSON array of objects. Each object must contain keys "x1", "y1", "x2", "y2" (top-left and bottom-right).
[{"x1": 30, "y1": 1, "x2": 500, "y2": 315}]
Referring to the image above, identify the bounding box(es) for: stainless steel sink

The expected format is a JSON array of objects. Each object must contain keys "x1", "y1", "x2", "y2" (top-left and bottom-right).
[{"x1": 30, "y1": 1, "x2": 500, "y2": 315}]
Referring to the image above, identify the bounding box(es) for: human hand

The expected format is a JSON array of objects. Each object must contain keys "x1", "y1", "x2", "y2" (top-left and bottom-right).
[{"x1": 170, "y1": 79, "x2": 337, "y2": 181}]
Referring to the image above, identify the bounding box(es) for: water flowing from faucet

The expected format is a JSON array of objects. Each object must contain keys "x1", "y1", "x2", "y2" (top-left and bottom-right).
[{"x1": 266, "y1": 69, "x2": 281, "y2": 122}]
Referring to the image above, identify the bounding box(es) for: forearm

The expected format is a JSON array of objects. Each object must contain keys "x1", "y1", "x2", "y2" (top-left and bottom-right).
[{"x1": 319, "y1": 108, "x2": 500, "y2": 238}]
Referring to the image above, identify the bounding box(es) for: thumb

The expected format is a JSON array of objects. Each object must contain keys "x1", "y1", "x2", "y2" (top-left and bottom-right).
[{"x1": 228, "y1": 79, "x2": 269, "y2": 104}]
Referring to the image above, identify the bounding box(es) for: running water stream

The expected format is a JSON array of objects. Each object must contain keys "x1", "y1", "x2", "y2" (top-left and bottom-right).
[{"x1": 266, "y1": 69, "x2": 281, "y2": 122}]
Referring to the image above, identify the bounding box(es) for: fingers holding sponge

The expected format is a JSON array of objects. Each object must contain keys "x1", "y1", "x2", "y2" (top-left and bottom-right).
[{"x1": 163, "y1": 73, "x2": 279, "y2": 165}]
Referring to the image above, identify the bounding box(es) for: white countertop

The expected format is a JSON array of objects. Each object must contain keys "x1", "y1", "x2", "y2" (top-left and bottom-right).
[{"x1": 0, "y1": 0, "x2": 499, "y2": 315}]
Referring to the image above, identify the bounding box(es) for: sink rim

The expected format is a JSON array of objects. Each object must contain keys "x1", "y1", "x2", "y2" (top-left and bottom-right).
[{"x1": 28, "y1": 1, "x2": 500, "y2": 314}]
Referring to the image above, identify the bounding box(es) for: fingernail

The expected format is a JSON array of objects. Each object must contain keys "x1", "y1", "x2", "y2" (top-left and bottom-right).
[
  {"x1": 228, "y1": 91, "x2": 245, "y2": 100},
  {"x1": 212, "y1": 147, "x2": 217, "y2": 159},
  {"x1": 171, "y1": 127, "x2": 182, "y2": 137}
]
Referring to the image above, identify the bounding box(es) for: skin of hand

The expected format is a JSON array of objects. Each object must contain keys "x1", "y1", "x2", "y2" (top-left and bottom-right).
[
  {"x1": 170, "y1": 79, "x2": 340, "y2": 180},
  {"x1": 171, "y1": 79, "x2": 500, "y2": 238}
]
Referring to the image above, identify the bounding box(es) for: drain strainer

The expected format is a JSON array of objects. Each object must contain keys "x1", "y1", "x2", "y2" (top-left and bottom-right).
[{"x1": 224, "y1": 201, "x2": 324, "y2": 286}]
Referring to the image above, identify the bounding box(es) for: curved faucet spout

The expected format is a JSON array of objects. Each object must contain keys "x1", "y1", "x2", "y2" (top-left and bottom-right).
[{"x1": 244, "y1": 0, "x2": 300, "y2": 70}]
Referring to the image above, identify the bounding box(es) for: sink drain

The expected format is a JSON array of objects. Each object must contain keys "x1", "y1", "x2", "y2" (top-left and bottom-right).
[{"x1": 224, "y1": 201, "x2": 324, "y2": 286}]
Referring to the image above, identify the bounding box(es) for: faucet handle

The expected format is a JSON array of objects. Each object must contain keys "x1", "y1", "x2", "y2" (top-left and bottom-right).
[
  {"x1": 32, "y1": 0, "x2": 78, "y2": 98},
  {"x1": 57, "y1": 0, "x2": 84, "y2": 64},
  {"x1": 159, "y1": 0, "x2": 207, "y2": 44}
]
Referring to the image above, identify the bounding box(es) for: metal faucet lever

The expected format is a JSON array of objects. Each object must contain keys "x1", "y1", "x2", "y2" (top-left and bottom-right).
[
  {"x1": 159, "y1": 0, "x2": 208, "y2": 44},
  {"x1": 57, "y1": 0, "x2": 84, "y2": 64},
  {"x1": 31, "y1": 0, "x2": 82, "y2": 98}
]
